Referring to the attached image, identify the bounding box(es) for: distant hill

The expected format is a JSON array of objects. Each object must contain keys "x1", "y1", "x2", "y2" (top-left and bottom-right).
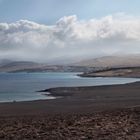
[
  {"x1": 0, "y1": 61, "x2": 44, "y2": 72},
  {"x1": 1, "y1": 55, "x2": 140, "y2": 73},
  {"x1": 74, "y1": 55, "x2": 140, "y2": 68},
  {"x1": 80, "y1": 67, "x2": 140, "y2": 78},
  {"x1": 0, "y1": 61, "x2": 94, "y2": 73},
  {"x1": 0, "y1": 59, "x2": 13, "y2": 66}
]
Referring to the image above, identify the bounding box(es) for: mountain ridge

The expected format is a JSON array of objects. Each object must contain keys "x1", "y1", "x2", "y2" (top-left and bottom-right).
[{"x1": 74, "y1": 55, "x2": 140, "y2": 67}]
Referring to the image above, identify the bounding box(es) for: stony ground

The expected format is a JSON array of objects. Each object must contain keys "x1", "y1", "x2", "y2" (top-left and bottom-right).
[{"x1": 0, "y1": 108, "x2": 140, "y2": 140}]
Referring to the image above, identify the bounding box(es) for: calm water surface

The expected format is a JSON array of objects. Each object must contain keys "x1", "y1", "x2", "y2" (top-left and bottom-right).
[{"x1": 0, "y1": 72, "x2": 139, "y2": 102}]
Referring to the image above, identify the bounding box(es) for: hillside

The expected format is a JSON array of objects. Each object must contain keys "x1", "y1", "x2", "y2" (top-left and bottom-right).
[
  {"x1": 74, "y1": 55, "x2": 140, "y2": 68},
  {"x1": 0, "y1": 61, "x2": 95, "y2": 73},
  {"x1": 80, "y1": 67, "x2": 140, "y2": 78},
  {"x1": 0, "y1": 61, "x2": 44, "y2": 72}
]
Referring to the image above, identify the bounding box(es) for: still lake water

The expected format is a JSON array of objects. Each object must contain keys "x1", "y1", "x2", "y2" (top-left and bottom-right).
[{"x1": 0, "y1": 72, "x2": 139, "y2": 102}]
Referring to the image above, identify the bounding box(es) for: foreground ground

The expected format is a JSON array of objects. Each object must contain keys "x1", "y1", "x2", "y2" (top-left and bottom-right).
[
  {"x1": 0, "y1": 82, "x2": 140, "y2": 139},
  {"x1": 0, "y1": 108, "x2": 140, "y2": 139}
]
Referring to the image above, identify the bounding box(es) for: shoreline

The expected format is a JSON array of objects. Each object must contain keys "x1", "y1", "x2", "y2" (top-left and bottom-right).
[
  {"x1": 1, "y1": 79, "x2": 138, "y2": 104},
  {"x1": 0, "y1": 78, "x2": 140, "y2": 139},
  {"x1": 79, "y1": 66, "x2": 140, "y2": 78},
  {"x1": 39, "y1": 81, "x2": 140, "y2": 99},
  {"x1": 0, "y1": 81, "x2": 140, "y2": 116}
]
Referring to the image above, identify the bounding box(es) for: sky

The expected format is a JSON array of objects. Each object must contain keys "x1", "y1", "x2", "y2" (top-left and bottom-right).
[
  {"x1": 0, "y1": 0, "x2": 140, "y2": 63},
  {"x1": 0, "y1": 0, "x2": 140, "y2": 24}
]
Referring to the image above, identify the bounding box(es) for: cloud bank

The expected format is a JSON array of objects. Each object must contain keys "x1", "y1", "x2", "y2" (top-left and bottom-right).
[{"x1": 0, "y1": 14, "x2": 140, "y2": 63}]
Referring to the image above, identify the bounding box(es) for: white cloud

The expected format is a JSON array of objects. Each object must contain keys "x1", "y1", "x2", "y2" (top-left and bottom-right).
[{"x1": 0, "y1": 14, "x2": 140, "y2": 63}]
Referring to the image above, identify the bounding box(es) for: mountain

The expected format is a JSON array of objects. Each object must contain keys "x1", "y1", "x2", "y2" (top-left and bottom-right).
[
  {"x1": 0, "y1": 59, "x2": 13, "y2": 66},
  {"x1": 1, "y1": 55, "x2": 140, "y2": 73},
  {"x1": 74, "y1": 55, "x2": 140, "y2": 68},
  {"x1": 0, "y1": 61, "x2": 44, "y2": 72},
  {"x1": 0, "y1": 61, "x2": 94, "y2": 73}
]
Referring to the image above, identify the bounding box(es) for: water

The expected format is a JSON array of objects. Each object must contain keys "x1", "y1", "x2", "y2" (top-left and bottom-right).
[{"x1": 0, "y1": 72, "x2": 139, "y2": 102}]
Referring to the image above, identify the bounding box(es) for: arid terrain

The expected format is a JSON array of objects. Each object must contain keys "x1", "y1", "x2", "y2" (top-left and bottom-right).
[
  {"x1": 1, "y1": 58, "x2": 140, "y2": 139},
  {"x1": 0, "y1": 108, "x2": 140, "y2": 140},
  {"x1": 0, "y1": 81, "x2": 140, "y2": 139},
  {"x1": 81, "y1": 67, "x2": 140, "y2": 78}
]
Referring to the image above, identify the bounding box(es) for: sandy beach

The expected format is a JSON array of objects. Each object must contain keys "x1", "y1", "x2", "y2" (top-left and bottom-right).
[{"x1": 0, "y1": 81, "x2": 140, "y2": 139}]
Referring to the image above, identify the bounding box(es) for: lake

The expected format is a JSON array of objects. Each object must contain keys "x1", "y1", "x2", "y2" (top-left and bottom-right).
[{"x1": 0, "y1": 72, "x2": 139, "y2": 102}]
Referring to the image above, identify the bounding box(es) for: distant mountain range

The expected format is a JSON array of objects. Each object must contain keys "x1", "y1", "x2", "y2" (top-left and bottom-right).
[
  {"x1": 0, "y1": 60, "x2": 94, "y2": 73},
  {"x1": 0, "y1": 61, "x2": 44, "y2": 72},
  {"x1": 1, "y1": 55, "x2": 140, "y2": 72},
  {"x1": 74, "y1": 55, "x2": 140, "y2": 68}
]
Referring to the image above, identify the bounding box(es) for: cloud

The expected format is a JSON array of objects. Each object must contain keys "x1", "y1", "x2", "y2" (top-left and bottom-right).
[{"x1": 0, "y1": 14, "x2": 140, "y2": 63}]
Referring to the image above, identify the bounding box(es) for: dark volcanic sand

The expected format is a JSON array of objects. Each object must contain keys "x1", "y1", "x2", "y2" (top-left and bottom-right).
[{"x1": 0, "y1": 82, "x2": 140, "y2": 139}]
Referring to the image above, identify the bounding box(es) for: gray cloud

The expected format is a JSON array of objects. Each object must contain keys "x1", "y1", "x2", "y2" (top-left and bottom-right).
[{"x1": 0, "y1": 14, "x2": 140, "y2": 63}]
